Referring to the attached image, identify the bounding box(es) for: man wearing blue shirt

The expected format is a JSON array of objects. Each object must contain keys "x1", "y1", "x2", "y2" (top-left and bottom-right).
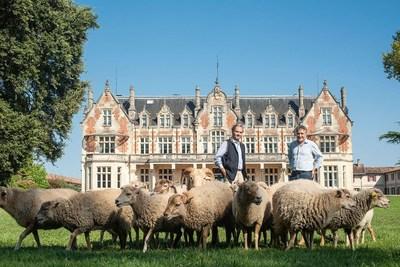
[
  {"x1": 288, "y1": 125, "x2": 323, "y2": 181},
  {"x1": 215, "y1": 124, "x2": 247, "y2": 185}
]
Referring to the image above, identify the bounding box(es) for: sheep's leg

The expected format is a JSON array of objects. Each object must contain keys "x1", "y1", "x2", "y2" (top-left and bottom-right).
[
  {"x1": 301, "y1": 231, "x2": 310, "y2": 248},
  {"x1": 14, "y1": 223, "x2": 35, "y2": 250},
  {"x1": 67, "y1": 229, "x2": 83, "y2": 251},
  {"x1": 333, "y1": 230, "x2": 339, "y2": 248},
  {"x1": 99, "y1": 230, "x2": 105, "y2": 245},
  {"x1": 201, "y1": 225, "x2": 210, "y2": 249},
  {"x1": 32, "y1": 229, "x2": 41, "y2": 248},
  {"x1": 345, "y1": 229, "x2": 355, "y2": 250},
  {"x1": 84, "y1": 232, "x2": 92, "y2": 250},
  {"x1": 172, "y1": 229, "x2": 182, "y2": 248},
  {"x1": 134, "y1": 226, "x2": 140, "y2": 247},
  {"x1": 254, "y1": 223, "x2": 261, "y2": 250},
  {"x1": 308, "y1": 231, "x2": 314, "y2": 250},
  {"x1": 285, "y1": 231, "x2": 296, "y2": 251},
  {"x1": 118, "y1": 231, "x2": 127, "y2": 250},
  {"x1": 243, "y1": 228, "x2": 248, "y2": 250},
  {"x1": 367, "y1": 224, "x2": 376, "y2": 242},
  {"x1": 320, "y1": 229, "x2": 326, "y2": 246},
  {"x1": 143, "y1": 228, "x2": 154, "y2": 253},
  {"x1": 211, "y1": 225, "x2": 219, "y2": 246}
]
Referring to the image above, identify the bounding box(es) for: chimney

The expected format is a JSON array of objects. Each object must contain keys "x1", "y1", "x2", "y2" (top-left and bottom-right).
[
  {"x1": 234, "y1": 85, "x2": 240, "y2": 108},
  {"x1": 195, "y1": 85, "x2": 201, "y2": 113},
  {"x1": 298, "y1": 85, "x2": 305, "y2": 119},
  {"x1": 128, "y1": 85, "x2": 136, "y2": 121},
  {"x1": 340, "y1": 86, "x2": 347, "y2": 111}
]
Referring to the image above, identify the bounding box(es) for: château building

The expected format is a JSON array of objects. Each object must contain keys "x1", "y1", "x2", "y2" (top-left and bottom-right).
[{"x1": 81, "y1": 80, "x2": 353, "y2": 191}]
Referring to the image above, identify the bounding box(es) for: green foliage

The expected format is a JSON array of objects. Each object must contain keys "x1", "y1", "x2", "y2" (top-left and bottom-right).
[
  {"x1": 9, "y1": 160, "x2": 48, "y2": 189},
  {"x1": 383, "y1": 31, "x2": 400, "y2": 81},
  {"x1": 0, "y1": 197, "x2": 399, "y2": 266},
  {"x1": 0, "y1": 0, "x2": 97, "y2": 184}
]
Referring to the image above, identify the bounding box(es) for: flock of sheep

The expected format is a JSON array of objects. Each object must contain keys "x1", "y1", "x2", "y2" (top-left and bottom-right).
[{"x1": 0, "y1": 167, "x2": 390, "y2": 252}]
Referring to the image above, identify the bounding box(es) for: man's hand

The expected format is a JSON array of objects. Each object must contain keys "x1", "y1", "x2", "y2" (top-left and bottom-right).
[
  {"x1": 312, "y1": 168, "x2": 318, "y2": 178},
  {"x1": 220, "y1": 167, "x2": 227, "y2": 178}
]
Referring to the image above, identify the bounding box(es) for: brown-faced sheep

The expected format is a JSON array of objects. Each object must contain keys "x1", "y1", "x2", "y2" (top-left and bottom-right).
[
  {"x1": 272, "y1": 180, "x2": 356, "y2": 250},
  {"x1": 36, "y1": 189, "x2": 134, "y2": 250},
  {"x1": 163, "y1": 181, "x2": 234, "y2": 249},
  {"x1": 153, "y1": 178, "x2": 187, "y2": 194},
  {"x1": 181, "y1": 167, "x2": 215, "y2": 190},
  {"x1": 321, "y1": 188, "x2": 389, "y2": 250},
  {"x1": 233, "y1": 181, "x2": 270, "y2": 250},
  {"x1": 115, "y1": 186, "x2": 182, "y2": 252},
  {"x1": 0, "y1": 186, "x2": 78, "y2": 250}
]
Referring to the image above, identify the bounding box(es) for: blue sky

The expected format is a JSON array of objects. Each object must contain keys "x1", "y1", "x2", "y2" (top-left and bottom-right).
[{"x1": 45, "y1": 0, "x2": 400, "y2": 178}]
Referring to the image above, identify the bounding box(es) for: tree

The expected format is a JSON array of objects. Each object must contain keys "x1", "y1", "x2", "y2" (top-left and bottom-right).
[
  {"x1": 9, "y1": 160, "x2": 49, "y2": 189},
  {"x1": 0, "y1": 0, "x2": 97, "y2": 184},
  {"x1": 381, "y1": 31, "x2": 400, "y2": 161}
]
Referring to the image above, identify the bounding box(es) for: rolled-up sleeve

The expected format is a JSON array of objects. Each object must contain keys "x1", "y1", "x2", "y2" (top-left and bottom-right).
[
  {"x1": 311, "y1": 142, "x2": 323, "y2": 169},
  {"x1": 215, "y1": 141, "x2": 228, "y2": 169}
]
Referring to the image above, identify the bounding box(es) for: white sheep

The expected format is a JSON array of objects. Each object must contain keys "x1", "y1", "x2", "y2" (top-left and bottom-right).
[
  {"x1": 36, "y1": 189, "x2": 134, "y2": 250},
  {"x1": 0, "y1": 186, "x2": 78, "y2": 250},
  {"x1": 233, "y1": 181, "x2": 270, "y2": 250},
  {"x1": 163, "y1": 181, "x2": 234, "y2": 249},
  {"x1": 355, "y1": 209, "x2": 376, "y2": 245},
  {"x1": 115, "y1": 185, "x2": 182, "y2": 252},
  {"x1": 272, "y1": 179, "x2": 355, "y2": 250},
  {"x1": 181, "y1": 167, "x2": 215, "y2": 190}
]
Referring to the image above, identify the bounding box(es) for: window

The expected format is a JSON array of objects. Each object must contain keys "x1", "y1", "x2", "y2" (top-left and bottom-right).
[
  {"x1": 87, "y1": 166, "x2": 92, "y2": 191},
  {"x1": 287, "y1": 113, "x2": 294, "y2": 128},
  {"x1": 103, "y1": 109, "x2": 112, "y2": 126},
  {"x1": 159, "y1": 169, "x2": 172, "y2": 180},
  {"x1": 212, "y1": 106, "x2": 223, "y2": 127},
  {"x1": 244, "y1": 137, "x2": 256, "y2": 154},
  {"x1": 391, "y1": 187, "x2": 395, "y2": 195},
  {"x1": 368, "y1": 175, "x2": 376, "y2": 182},
  {"x1": 97, "y1": 166, "x2": 111, "y2": 188},
  {"x1": 322, "y1": 108, "x2": 332, "y2": 126},
  {"x1": 265, "y1": 168, "x2": 278, "y2": 185},
  {"x1": 211, "y1": 130, "x2": 225, "y2": 153},
  {"x1": 247, "y1": 168, "x2": 256, "y2": 181},
  {"x1": 141, "y1": 114, "x2": 148, "y2": 127},
  {"x1": 264, "y1": 136, "x2": 278, "y2": 153},
  {"x1": 181, "y1": 137, "x2": 191, "y2": 154},
  {"x1": 264, "y1": 114, "x2": 270, "y2": 128},
  {"x1": 159, "y1": 114, "x2": 172, "y2": 128},
  {"x1": 158, "y1": 137, "x2": 172, "y2": 154},
  {"x1": 182, "y1": 114, "x2": 190, "y2": 128},
  {"x1": 99, "y1": 136, "x2": 115, "y2": 153},
  {"x1": 201, "y1": 136, "x2": 208, "y2": 153},
  {"x1": 117, "y1": 167, "x2": 121, "y2": 188},
  {"x1": 270, "y1": 114, "x2": 276, "y2": 128},
  {"x1": 140, "y1": 137, "x2": 150, "y2": 154},
  {"x1": 285, "y1": 136, "x2": 296, "y2": 153},
  {"x1": 324, "y1": 165, "x2": 338, "y2": 187},
  {"x1": 140, "y1": 169, "x2": 149, "y2": 184},
  {"x1": 246, "y1": 114, "x2": 253, "y2": 128},
  {"x1": 320, "y1": 136, "x2": 336, "y2": 153},
  {"x1": 264, "y1": 114, "x2": 276, "y2": 128}
]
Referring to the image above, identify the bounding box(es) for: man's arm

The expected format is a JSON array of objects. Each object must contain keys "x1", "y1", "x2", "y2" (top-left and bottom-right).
[
  {"x1": 311, "y1": 141, "x2": 323, "y2": 170},
  {"x1": 287, "y1": 142, "x2": 294, "y2": 171},
  {"x1": 215, "y1": 141, "x2": 228, "y2": 177}
]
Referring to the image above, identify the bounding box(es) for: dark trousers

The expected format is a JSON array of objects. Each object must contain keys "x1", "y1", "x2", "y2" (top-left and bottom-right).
[{"x1": 289, "y1": 170, "x2": 313, "y2": 181}]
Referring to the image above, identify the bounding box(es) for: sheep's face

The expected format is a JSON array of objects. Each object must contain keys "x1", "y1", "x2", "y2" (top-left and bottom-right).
[
  {"x1": 183, "y1": 167, "x2": 214, "y2": 190},
  {"x1": 0, "y1": 187, "x2": 9, "y2": 208},
  {"x1": 336, "y1": 189, "x2": 356, "y2": 210},
  {"x1": 238, "y1": 182, "x2": 262, "y2": 205},
  {"x1": 36, "y1": 201, "x2": 60, "y2": 225},
  {"x1": 164, "y1": 194, "x2": 188, "y2": 221},
  {"x1": 370, "y1": 189, "x2": 390, "y2": 208},
  {"x1": 153, "y1": 179, "x2": 173, "y2": 194},
  {"x1": 115, "y1": 186, "x2": 138, "y2": 207}
]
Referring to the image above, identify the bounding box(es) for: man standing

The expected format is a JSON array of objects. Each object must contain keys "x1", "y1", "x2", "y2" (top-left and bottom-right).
[
  {"x1": 215, "y1": 123, "x2": 247, "y2": 185},
  {"x1": 288, "y1": 125, "x2": 323, "y2": 181}
]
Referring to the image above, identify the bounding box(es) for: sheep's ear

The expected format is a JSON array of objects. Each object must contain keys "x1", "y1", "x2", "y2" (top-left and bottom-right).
[
  {"x1": 370, "y1": 191, "x2": 377, "y2": 199},
  {"x1": 204, "y1": 168, "x2": 215, "y2": 180},
  {"x1": 183, "y1": 167, "x2": 194, "y2": 176},
  {"x1": 182, "y1": 192, "x2": 193, "y2": 204},
  {"x1": 0, "y1": 190, "x2": 7, "y2": 198},
  {"x1": 336, "y1": 190, "x2": 343, "y2": 198},
  {"x1": 52, "y1": 201, "x2": 60, "y2": 208}
]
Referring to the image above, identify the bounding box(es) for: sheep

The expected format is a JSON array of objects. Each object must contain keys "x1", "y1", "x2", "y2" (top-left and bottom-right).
[
  {"x1": 36, "y1": 189, "x2": 134, "y2": 250},
  {"x1": 232, "y1": 181, "x2": 270, "y2": 250},
  {"x1": 115, "y1": 185, "x2": 182, "y2": 252},
  {"x1": 355, "y1": 209, "x2": 376, "y2": 245},
  {"x1": 0, "y1": 186, "x2": 78, "y2": 250},
  {"x1": 153, "y1": 178, "x2": 187, "y2": 194},
  {"x1": 163, "y1": 181, "x2": 234, "y2": 249},
  {"x1": 272, "y1": 179, "x2": 355, "y2": 250},
  {"x1": 181, "y1": 167, "x2": 215, "y2": 190},
  {"x1": 320, "y1": 188, "x2": 389, "y2": 250}
]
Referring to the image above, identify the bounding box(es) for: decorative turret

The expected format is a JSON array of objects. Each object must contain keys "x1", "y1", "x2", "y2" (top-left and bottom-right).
[
  {"x1": 128, "y1": 85, "x2": 136, "y2": 120},
  {"x1": 298, "y1": 85, "x2": 305, "y2": 119},
  {"x1": 104, "y1": 80, "x2": 111, "y2": 92},
  {"x1": 322, "y1": 80, "x2": 329, "y2": 91},
  {"x1": 195, "y1": 85, "x2": 201, "y2": 113}
]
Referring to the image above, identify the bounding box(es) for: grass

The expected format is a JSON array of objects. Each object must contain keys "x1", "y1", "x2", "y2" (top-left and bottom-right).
[{"x1": 0, "y1": 197, "x2": 399, "y2": 267}]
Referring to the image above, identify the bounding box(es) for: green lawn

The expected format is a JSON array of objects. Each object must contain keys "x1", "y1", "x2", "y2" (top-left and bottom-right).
[{"x1": 0, "y1": 197, "x2": 399, "y2": 267}]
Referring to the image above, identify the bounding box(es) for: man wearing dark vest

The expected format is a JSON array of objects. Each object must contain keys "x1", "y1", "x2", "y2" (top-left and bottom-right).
[{"x1": 215, "y1": 123, "x2": 247, "y2": 186}]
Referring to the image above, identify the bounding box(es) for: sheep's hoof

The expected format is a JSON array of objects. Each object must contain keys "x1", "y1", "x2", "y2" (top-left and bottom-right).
[{"x1": 14, "y1": 246, "x2": 20, "y2": 251}]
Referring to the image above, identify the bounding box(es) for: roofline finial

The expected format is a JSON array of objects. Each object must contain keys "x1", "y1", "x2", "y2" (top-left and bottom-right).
[{"x1": 215, "y1": 56, "x2": 219, "y2": 85}]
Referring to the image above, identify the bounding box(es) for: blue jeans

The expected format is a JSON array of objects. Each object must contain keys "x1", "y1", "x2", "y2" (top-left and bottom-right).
[{"x1": 289, "y1": 170, "x2": 313, "y2": 181}]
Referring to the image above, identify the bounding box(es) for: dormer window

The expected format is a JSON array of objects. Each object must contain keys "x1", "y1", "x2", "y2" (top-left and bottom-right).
[
  {"x1": 141, "y1": 113, "x2": 148, "y2": 128},
  {"x1": 246, "y1": 114, "x2": 254, "y2": 128},
  {"x1": 264, "y1": 113, "x2": 276, "y2": 128},
  {"x1": 322, "y1": 108, "x2": 332, "y2": 126},
  {"x1": 182, "y1": 114, "x2": 190, "y2": 128},
  {"x1": 159, "y1": 113, "x2": 172, "y2": 128},
  {"x1": 103, "y1": 109, "x2": 112, "y2": 126},
  {"x1": 287, "y1": 113, "x2": 294, "y2": 128}
]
